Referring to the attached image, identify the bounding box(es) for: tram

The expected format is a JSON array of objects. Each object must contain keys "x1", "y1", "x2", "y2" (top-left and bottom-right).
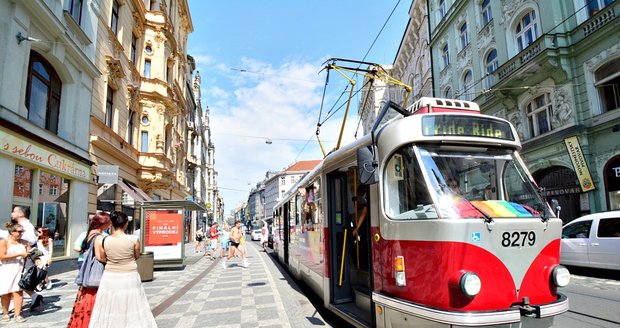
[{"x1": 271, "y1": 97, "x2": 570, "y2": 327}]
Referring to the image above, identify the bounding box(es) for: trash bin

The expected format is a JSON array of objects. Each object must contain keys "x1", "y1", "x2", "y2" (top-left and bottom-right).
[{"x1": 136, "y1": 251, "x2": 154, "y2": 282}]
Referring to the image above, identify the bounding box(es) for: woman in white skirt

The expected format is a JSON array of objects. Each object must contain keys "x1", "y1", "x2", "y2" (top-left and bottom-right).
[{"x1": 90, "y1": 211, "x2": 157, "y2": 328}]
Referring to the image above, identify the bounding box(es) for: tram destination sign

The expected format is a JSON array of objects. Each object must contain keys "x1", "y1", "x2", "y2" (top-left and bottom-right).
[{"x1": 422, "y1": 115, "x2": 515, "y2": 141}]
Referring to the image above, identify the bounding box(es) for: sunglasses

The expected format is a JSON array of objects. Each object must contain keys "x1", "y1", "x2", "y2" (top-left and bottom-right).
[{"x1": 14, "y1": 230, "x2": 25, "y2": 234}]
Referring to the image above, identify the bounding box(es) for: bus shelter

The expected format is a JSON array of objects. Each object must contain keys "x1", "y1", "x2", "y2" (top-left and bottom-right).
[{"x1": 138, "y1": 200, "x2": 205, "y2": 269}]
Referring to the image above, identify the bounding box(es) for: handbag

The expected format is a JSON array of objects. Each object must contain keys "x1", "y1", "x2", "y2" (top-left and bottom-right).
[
  {"x1": 19, "y1": 257, "x2": 47, "y2": 291},
  {"x1": 74, "y1": 234, "x2": 106, "y2": 288}
]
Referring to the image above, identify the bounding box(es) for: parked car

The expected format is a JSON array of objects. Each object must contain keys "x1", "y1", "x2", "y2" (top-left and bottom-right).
[
  {"x1": 560, "y1": 210, "x2": 620, "y2": 270},
  {"x1": 250, "y1": 225, "x2": 261, "y2": 241}
]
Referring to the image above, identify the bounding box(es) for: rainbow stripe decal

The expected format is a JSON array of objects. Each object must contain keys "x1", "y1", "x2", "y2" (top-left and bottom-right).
[{"x1": 469, "y1": 200, "x2": 534, "y2": 218}]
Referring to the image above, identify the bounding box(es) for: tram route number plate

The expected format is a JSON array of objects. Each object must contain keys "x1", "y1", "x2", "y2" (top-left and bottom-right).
[{"x1": 501, "y1": 231, "x2": 536, "y2": 247}]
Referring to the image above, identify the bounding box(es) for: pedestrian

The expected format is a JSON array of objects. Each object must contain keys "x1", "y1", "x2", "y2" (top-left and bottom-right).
[
  {"x1": 0, "y1": 222, "x2": 31, "y2": 323},
  {"x1": 67, "y1": 212, "x2": 111, "y2": 328},
  {"x1": 219, "y1": 224, "x2": 230, "y2": 258},
  {"x1": 222, "y1": 221, "x2": 248, "y2": 268},
  {"x1": 260, "y1": 220, "x2": 269, "y2": 252},
  {"x1": 10, "y1": 206, "x2": 43, "y2": 310},
  {"x1": 194, "y1": 227, "x2": 204, "y2": 253},
  {"x1": 34, "y1": 226, "x2": 53, "y2": 290},
  {"x1": 208, "y1": 222, "x2": 219, "y2": 260},
  {"x1": 89, "y1": 211, "x2": 157, "y2": 328}
]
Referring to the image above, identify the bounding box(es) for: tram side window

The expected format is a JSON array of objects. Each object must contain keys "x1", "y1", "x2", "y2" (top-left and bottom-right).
[{"x1": 385, "y1": 147, "x2": 434, "y2": 219}]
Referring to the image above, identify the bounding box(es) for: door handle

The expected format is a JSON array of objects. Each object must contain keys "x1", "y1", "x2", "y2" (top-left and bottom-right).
[
  {"x1": 579, "y1": 243, "x2": 587, "y2": 246},
  {"x1": 590, "y1": 243, "x2": 599, "y2": 246}
]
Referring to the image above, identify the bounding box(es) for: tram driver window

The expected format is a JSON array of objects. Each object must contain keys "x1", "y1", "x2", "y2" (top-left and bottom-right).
[{"x1": 384, "y1": 147, "x2": 435, "y2": 220}]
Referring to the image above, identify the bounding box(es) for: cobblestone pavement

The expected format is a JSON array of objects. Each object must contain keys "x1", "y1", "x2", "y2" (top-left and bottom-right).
[{"x1": 2, "y1": 241, "x2": 328, "y2": 328}]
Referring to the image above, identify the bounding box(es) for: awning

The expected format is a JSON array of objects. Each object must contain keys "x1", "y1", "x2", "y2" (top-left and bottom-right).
[
  {"x1": 118, "y1": 179, "x2": 152, "y2": 202},
  {"x1": 138, "y1": 200, "x2": 206, "y2": 211}
]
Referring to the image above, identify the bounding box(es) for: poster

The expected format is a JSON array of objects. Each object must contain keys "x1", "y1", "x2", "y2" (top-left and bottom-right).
[{"x1": 144, "y1": 210, "x2": 183, "y2": 260}]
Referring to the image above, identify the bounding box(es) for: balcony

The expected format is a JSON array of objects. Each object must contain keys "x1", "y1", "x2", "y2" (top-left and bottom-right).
[{"x1": 137, "y1": 152, "x2": 175, "y2": 192}]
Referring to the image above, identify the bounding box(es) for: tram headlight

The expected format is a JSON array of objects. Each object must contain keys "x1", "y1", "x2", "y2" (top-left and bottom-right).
[
  {"x1": 552, "y1": 265, "x2": 570, "y2": 287},
  {"x1": 459, "y1": 272, "x2": 481, "y2": 296}
]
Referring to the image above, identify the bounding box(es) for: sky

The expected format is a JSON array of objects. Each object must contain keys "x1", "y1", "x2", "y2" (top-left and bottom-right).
[{"x1": 186, "y1": 0, "x2": 411, "y2": 212}]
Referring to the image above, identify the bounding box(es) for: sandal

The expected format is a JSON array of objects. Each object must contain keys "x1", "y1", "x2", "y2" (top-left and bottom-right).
[
  {"x1": 1, "y1": 315, "x2": 10, "y2": 322},
  {"x1": 14, "y1": 316, "x2": 26, "y2": 323}
]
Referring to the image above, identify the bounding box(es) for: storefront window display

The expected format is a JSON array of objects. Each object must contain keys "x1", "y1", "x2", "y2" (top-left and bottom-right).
[{"x1": 13, "y1": 165, "x2": 70, "y2": 258}]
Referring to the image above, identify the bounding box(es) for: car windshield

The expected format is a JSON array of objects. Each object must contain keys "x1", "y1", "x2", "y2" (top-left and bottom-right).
[{"x1": 383, "y1": 144, "x2": 552, "y2": 220}]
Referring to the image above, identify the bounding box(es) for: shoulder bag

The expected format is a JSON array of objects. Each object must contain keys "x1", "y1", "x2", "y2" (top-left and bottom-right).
[
  {"x1": 19, "y1": 256, "x2": 47, "y2": 291},
  {"x1": 74, "y1": 234, "x2": 107, "y2": 288}
]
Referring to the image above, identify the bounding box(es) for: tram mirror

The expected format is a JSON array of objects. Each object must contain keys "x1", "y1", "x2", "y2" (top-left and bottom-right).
[{"x1": 357, "y1": 146, "x2": 378, "y2": 185}]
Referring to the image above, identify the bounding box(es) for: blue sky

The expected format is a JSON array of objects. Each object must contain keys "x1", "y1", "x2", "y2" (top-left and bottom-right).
[{"x1": 187, "y1": 0, "x2": 410, "y2": 212}]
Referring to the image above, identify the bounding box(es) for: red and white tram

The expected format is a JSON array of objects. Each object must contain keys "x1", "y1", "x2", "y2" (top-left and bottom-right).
[{"x1": 272, "y1": 97, "x2": 570, "y2": 327}]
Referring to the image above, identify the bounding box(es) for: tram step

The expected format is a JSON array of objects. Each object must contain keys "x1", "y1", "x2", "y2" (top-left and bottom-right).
[{"x1": 353, "y1": 286, "x2": 371, "y2": 313}]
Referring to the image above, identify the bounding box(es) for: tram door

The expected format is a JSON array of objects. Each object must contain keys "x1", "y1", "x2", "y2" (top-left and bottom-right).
[
  {"x1": 327, "y1": 172, "x2": 352, "y2": 304},
  {"x1": 283, "y1": 202, "x2": 290, "y2": 265}
]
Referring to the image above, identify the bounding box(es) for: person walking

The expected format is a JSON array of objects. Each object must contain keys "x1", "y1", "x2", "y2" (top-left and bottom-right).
[
  {"x1": 67, "y1": 212, "x2": 111, "y2": 328},
  {"x1": 0, "y1": 222, "x2": 31, "y2": 323},
  {"x1": 194, "y1": 227, "x2": 204, "y2": 253},
  {"x1": 89, "y1": 211, "x2": 157, "y2": 328},
  {"x1": 260, "y1": 220, "x2": 269, "y2": 252},
  {"x1": 219, "y1": 224, "x2": 230, "y2": 258},
  {"x1": 222, "y1": 221, "x2": 248, "y2": 268},
  {"x1": 34, "y1": 226, "x2": 53, "y2": 290},
  {"x1": 208, "y1": 222, "x2": 219, "y2": 260},
  {"x1": 10, "y1": 206, "x2": 43, "y2": 310}
]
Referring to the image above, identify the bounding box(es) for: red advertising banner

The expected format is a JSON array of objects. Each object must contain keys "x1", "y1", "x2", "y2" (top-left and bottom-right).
[{"x1": 145, "y1": 210, "x2": 182, "y2": 246}]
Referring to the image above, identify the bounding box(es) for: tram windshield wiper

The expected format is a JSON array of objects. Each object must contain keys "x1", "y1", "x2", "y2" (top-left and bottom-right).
[{"x1": 467, "y1": 200, "x2": 494, "y2": 223}]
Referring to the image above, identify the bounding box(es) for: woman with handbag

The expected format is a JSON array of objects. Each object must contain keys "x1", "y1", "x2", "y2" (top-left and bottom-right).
[
  {"x1": 67, "y1": 212, "x2": 111, "y2": 328},
  {"x1": 0, "y1": 222, "x2": 30, "y2": 323},
  {"x1": 89, "y1": 211, "x2": 157, "y2": 327}
]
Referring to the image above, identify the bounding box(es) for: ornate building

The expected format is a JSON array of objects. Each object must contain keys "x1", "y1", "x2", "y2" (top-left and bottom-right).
[{"x1": 425, "y1": 0, "x2": 620, "y2": 221}]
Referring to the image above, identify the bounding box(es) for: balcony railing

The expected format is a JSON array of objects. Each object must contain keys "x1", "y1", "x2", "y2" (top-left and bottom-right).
[{"x1": 496, "y1": 34, "x2": 556, "y2": 81}]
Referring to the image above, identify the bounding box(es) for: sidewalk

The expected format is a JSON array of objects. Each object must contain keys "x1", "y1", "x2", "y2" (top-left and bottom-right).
[{"x1": 3, "y1": 241, "x2": 329, "y2": 327}]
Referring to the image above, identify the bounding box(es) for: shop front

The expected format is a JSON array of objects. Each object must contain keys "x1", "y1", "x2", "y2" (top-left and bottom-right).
[
  {"x1": 0, "y1": 126, "x2": 90, "y2": 263},
  {"x1": 604, "y1": 155, "x2": 620, "y2": 210}
]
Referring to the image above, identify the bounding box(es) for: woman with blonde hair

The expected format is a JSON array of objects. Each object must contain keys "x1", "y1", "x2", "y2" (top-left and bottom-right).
[{"x1": 0, "y1": 222, "x2": 31, "y2": 323}]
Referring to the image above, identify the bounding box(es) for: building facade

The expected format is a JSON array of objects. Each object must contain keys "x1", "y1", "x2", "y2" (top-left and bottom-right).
[
  {"x1": 425, "y1": 0, "x2": 620, "y2": 221},
  {"x1": 0, "y1": 0, "x2": 99, "y2": 268}
]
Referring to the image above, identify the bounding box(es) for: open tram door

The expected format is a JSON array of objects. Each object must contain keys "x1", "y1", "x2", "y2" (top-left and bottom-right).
[{"x1": 327, "y1": 167, "x2": 373, "y2": 326}]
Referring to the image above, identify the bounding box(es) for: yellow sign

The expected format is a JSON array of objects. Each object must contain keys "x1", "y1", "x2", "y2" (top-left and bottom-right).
[
  {"x1": 564, "y1": 136, "x2": 595, "y2": 192},
  {"x1": 0, "y1": 127, "x2": 91, "y2": 181}
]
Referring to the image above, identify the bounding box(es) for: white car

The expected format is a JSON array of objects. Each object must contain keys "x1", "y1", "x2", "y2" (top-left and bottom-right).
[
  {"x1": 250, "y1": 226, "x2": 261, "y2": 241},
  {"x1": 560, "y1": 210, "x2": 620, "y2": 270}
]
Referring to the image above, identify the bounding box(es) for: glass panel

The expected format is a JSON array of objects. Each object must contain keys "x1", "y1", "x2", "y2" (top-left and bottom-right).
[
  {"x1": 37, "y1": 172, "x2": 70, "y2": 257},
  {"x1": 562, "y1": 220, "x2": 592, "y2": 238},
  {"x1": 13, "y1": 165, "x2": 33, "y2": 198},
  {"x1": 32, "y1": 62, "x2": 49, "y2": 80},
  {"x1": 597, "y1": 218, "x2": 620, "y2": 238},
  {"x1": 28, "y1": 77, "x2": 49, "y2": 129}
]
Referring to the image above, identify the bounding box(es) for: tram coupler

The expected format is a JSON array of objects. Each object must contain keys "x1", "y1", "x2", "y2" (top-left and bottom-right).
[{"x1": 518, "y1": 297, "x2": 541, "y2": 318}]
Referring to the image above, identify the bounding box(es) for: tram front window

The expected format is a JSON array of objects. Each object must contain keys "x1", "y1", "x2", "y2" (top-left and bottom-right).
[{"x1": 383, "y1": 145, "x2": 551, "y2": 220}]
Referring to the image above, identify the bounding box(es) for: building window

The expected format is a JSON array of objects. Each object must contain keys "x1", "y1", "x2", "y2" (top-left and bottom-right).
[
  {"x1": 441, "y1": 44, "x2": 449, "y2": 70},
  {"x1": 444, "y1": 86, "x2": 453, "y2": 98},
  {"x1": 485, "y1": 49, "x2": 498, "y2": 88},
  {"x1": 439, "y1": 0, "x2": 447, "y2": 19},
  {"x1": 141, "y1": 131, "x2": 148, "y2": 152},
  {"x1": 481, "y1": 0, "x2": 492, "y2": 26},
  {"x1": 127, "y1": 110, "x2": 135, "y2": 145},
  {"x1": 105, "y1": 86, "x2": 114, "y2": 128},
  {"x1": 516, "y1": 10, "x2": 539, "y2": 52},
  {"x1": 131, "y1": 34, "x2": 137, "y2": 64},
  {"x1": 26, "y1": 51, "x2": 62, "y2": 134},
  {"x1": 144, "y1": 59, "x2": 151, "y2": 77},
  {"x1": 462, "y1": 70, "x2": 473, "y2": 101},
  {"x1": 587, "y1": 0, "x2": 614, "y2": 17},
  {"x1": 526, "y1": 93, "x2": 553, "y2": 137},
  {"x1": 67, "y1": 0, "x2": 83, "y2": 24},
  {"x1": 594, "y1": 57, "x2": 620, "y2": 114},
  {"x1": 111, "y1": 0, "x2": 119, "y2": 35},
  {"x1": 280, "y1": 176, "x2": 286, "y2": 185},
  {"x1": 459, "y1": 22, "x2": 469, "y2": 50}
]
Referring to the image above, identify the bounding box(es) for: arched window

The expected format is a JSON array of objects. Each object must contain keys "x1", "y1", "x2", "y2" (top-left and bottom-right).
[
  {"x1": 485, "y1": 49, "x2": 498, "y2": 88},
  {"x1": 462, "y1": 70, "x2": 473, "y2": 101},
  {"x1": 594, "y1": 57, "x2": 620, "y2": 114},
  {"x1": 516, "y1": 10, "x2": 539, "y2": 52},
  {"x1": 526, "y1": 93, "x2": 552, "y2": 137},
  {"x1": 444, "y1": 86, "x2": 453, "y2": 98},
  {"x1": 26, "y1": 51, "x2": 62, "y2": 133}
]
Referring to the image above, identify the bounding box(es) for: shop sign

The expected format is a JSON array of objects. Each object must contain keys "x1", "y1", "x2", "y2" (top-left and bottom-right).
[
  {"x1": 97, "y1": 165, "x2": 119, "y2": 184},
  {"x1": 564, "y1": 136, "x2": 595, "y2": 192},
  {"x1": 0, "y1": 127, "x2": 90, "y2": 181},
  {"x1": 606, "y1": 156, "x2": 620, "y2": 191}
]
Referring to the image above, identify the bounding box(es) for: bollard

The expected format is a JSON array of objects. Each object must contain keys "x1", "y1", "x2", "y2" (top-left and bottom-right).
[{"x1": 136, "y1": 251, "x2": 154, "y2": 282}]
